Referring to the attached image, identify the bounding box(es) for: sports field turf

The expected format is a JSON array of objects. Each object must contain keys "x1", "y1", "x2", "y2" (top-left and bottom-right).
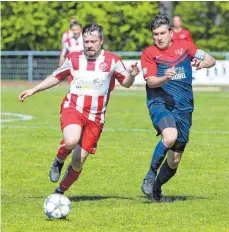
[{"x1": 1, "y1": 85, "x2": 229, "y2": 232}]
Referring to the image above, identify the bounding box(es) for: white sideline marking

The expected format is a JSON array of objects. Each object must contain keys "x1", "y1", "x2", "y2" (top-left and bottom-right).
[
  {"x1": 1, "y1": 112, "x2": 33, "y2": 122},
  {"x1": 1, "y1": 124, "x2": 229, "y2": 135}
]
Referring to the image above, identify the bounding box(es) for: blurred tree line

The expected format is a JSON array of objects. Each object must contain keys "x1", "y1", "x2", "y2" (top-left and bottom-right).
[{"x1": 1, "y1": 1, "x2": 229, "y2": 51}]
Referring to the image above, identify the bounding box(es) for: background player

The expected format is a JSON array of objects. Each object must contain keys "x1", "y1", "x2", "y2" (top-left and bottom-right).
[
  {"x1": 19, "y1": 24, "x2": 140, "y2": 195},
  {"x1": 59, "y1": 21, "x2": 84, "y2": 66},
  {"x1": 61, "y1": 17, "x2": 78, "y2": 43},
  {"x1": 172, "y1": 15, "x2": 193, "y2": 42},
  {"x1": 141, "y1": 15, "x2": 215, "y2": 201}
]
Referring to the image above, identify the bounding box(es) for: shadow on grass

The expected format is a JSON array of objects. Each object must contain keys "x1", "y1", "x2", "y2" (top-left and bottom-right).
[
  {"x1": 69, "y1": 195, "x2": 134, "y2": 202},
  {"x1": 140, "y1": 195, "x2": 208, "y2": 203},
  {"x1": 45, "y1": 217, "x2": 71, "y2": 222},
  {"x1": 28, "y1": 195, "x2": 134, "y2": 202}
]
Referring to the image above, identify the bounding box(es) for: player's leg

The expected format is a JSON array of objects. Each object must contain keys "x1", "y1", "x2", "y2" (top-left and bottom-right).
[
  {"x1": 153, "y1": 141, "x2": 186, "y2": 201},
  {"x1": 152, "y1": 112, "x2": 191, "y2": 201},
  {"x1": 142, "y1": 114, "x2": 177, "y2": 197},
  {"x1": 49, "y1": 108, "x2": 85, "y2": 182},
  {"x1": 54, "y1": 124, "x2": 82, "y2": 163},
  {"x1": 50, "y1": 124, "x2": 83, "y2": 182},
  {"x1": 56, "y1": 145, "x2": 89, "y2": 194},
  {"x1": 55, "y1": 119, "x2": 103, "y2": 194}
]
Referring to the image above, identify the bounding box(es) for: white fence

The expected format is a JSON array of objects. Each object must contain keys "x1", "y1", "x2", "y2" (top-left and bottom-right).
[{"x1": 1, "y1": 51, "x2": 229, "y2": 85}]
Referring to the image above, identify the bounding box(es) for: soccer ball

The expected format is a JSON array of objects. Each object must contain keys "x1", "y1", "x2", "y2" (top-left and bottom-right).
[{"x1": 43, "y1": 194, "x2": 71, "y2": 219}]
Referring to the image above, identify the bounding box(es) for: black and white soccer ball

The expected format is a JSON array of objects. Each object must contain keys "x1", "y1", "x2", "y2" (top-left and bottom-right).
[{"x1": 43, "y1": 194, "x2": 71, "y2": 219}]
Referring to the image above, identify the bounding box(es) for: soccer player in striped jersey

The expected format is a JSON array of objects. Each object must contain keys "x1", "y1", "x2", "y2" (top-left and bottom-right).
[
  {"x1": 19, "y1": 24, "x2": 140, "y2": 195},
  {"x1": 141, "y1": 15, "x2": 215, "y2": 201},
  {"x1": 59, "y1": 21, "x2": 84, "y2": 66},
  {"x1": 61, "y1": 17, "x2": 77, "y2": 43}
]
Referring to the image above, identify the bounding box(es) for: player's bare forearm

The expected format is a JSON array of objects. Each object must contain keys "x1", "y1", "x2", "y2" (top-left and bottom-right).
[
  {"x1": 59, "y1": 55, "x2": 65, "y2": 66},
  {"x1": 121, "y1": 75, "x2": 135, "y2": 88},
  {"x1": 19, "y1": 75, "x2": 61, "y2": 102},
  {"x1": 146, "y1": 67, "x2": 175, "y2": 88},
  {"x1": 146, "y1": 76, "x2": 167, "y2": 88},
  {"x1": 203, "y1": 53, "x2": 216, "y2": 68},
  {"x1": 32, "y1": 75, "x2": 61, "y2": 94},
  {"x1": 193, "y1": 51, "x2": 216, "y2": 70}
]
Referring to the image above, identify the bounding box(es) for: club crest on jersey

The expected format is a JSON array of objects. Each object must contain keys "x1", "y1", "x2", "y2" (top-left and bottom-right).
[
  {"x1": 175, "y1": 48, "x2": 184, "y2": 55},
  {"x1": 99, "y1": 62, "x2": 108, "y2": 71}
]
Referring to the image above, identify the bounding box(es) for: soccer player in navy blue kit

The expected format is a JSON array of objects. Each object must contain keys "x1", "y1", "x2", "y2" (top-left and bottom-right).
[{"x1": 141, "y1": 15, "x2": 216, "y2": 201}]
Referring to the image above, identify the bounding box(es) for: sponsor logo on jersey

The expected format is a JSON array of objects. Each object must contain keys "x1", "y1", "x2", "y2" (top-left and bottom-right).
[
  {"x1": 166, "y1": 66, "x2": 187, "y2": 80},
  {"x1": 173, "y1": 67, "x2": 186, "y2": 80},
  {"x1": 172, "y1": 73, "x2": 186, "y2": 80},
  {"x1": 99, "y1": 62, "x2": 108, "y2": 71},
  {"x1": 74, "y1": 78, "x2": 103, "y2": 89}
]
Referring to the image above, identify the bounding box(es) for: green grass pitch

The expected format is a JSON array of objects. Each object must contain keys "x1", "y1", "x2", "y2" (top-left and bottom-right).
[{"x1": 1, "y1": 85, "x2": 229, "y2": 232}]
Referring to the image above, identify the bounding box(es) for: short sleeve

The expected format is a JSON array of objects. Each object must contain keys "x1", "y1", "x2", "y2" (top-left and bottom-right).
[
  {"x1": 52, "y1": 56, "x2": 72, "y2": 81},
  {"x1": 141, "y1": 50, "x2": 157, "y2": 80},
  {"x1": 186, "y1": 30, "x2": 193, "y2": 43},
  {"x1": 186, "y1": 41, "x2": 198, "y2": 59},
  {"x1": 114, "y1": 59, "x2": 128, "y2": 84}
]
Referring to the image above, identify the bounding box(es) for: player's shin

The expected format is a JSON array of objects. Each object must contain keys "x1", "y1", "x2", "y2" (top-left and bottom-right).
[
  {"x1": 152, "y1": 159, "x2": 177, "y2": 201},
  {"x1": 56, "y1": 139, "x2": 73, "y2": 162},
  {"x1": 147, "y1": 140, "x2": 169, "y2": 177},
  {"x1": 155, "y1": 159, "x2": 177, "y2": 186},
  {"x1": 58, "y1": 165, "x2": 82, "y2": 192}
]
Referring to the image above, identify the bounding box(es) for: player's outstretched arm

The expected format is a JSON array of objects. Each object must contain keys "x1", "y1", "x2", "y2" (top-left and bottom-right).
[
  {"x1": 192, "y1": 51, "x2": 216, "y2": 70},
  {"x1": 121, "y1": 62, "x2": 140, "y2": 88},
  {"x1": 19, "y1": 75, "x2": 61, "y2": 102}
]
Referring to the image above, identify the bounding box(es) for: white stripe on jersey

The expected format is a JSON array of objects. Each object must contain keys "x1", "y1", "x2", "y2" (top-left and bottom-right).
[
  {"x1": 76, "y1": 95, "x2": 84, "y2": 113},
  {"x1": 63, "y1": 93, "x2": 71, "y2": 108},
  {"x1": 100, "y1": 96, "x2": 107, "y2": 123},
  {"x1": 88, "y1": 96, "x2": 98, "y2": 121},
  {"x1": 78, "y1": 53, "x2": 87, "y2": 71},
  {"x1": 94, "y1": 51, "x2": 105, "y2": 72}
]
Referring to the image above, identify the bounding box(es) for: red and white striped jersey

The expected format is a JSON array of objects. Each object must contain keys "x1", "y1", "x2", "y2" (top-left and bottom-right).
[
  {"x1": 52, "y1": 50, "x2": 129, "y2": 124},
  {"x1": 61, "y1": 30, "x2": 73, "y2": 43},
  {"x1": 61, "y1": 35, "x2": 84, "y2": 57}
]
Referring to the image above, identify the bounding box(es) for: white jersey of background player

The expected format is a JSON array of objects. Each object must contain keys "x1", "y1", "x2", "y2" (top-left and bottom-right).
[{"x1": 59, "y1": 21, "x2": 84, "y2": 66}]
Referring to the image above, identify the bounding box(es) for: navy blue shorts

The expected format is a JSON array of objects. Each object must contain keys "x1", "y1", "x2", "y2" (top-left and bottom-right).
[{"x1": 149, "y1": 105, "x2": 192, "y2": 143}]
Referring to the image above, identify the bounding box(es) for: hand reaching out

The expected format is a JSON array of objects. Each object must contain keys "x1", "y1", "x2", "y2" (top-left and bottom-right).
[
  {"x1": 19, "y1": 89, "x2": 36, "y2": 102},
  {"x1": 164, "y1": 66, "x2": 176, "y2": 81},
  {"x1": 129, "y1": 62, "x2": 140, "y2": 77},
  {"x1": 192, "y1": 58, "x2": 206, "y2": 70}
]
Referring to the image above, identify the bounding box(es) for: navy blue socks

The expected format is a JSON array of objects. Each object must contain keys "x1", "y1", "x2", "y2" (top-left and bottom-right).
[
  {"x1": 156, "y1": 159, "x2": 177, "y2": 186},
  {"x1": 147, "y1": 140, "x2": 169, "y2": 177}
]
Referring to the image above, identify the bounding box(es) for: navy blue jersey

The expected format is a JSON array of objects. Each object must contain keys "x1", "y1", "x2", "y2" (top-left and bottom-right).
[{"x1": 141, "y1": 40, "x2": 198, "y2": 113}]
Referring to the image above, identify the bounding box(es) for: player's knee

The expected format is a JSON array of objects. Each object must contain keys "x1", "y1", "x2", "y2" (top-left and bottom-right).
[
  {"x1": 163, "y1": 134, "x2": 177, "y2": 148},
  {"x1": 65, "y1": 138, "x2": 78, "y2": 149}
]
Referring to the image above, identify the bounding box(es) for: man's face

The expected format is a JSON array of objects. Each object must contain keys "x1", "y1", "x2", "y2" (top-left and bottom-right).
[
  {"x1": 173, "y1": 16, "x2": 182, "y2": 28},
  {"x1": 152, "y1": 25, "x2": 172, "y2": 50},
  {"x1": 71, "y1": 25, "x2": 82, "y2": 38},
  {"x1": 83, "y1": 31, "x2": 103, "y2": 58},
  {"x1": 70, "y1": 18, "x2": 76, "y2": 24}
]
